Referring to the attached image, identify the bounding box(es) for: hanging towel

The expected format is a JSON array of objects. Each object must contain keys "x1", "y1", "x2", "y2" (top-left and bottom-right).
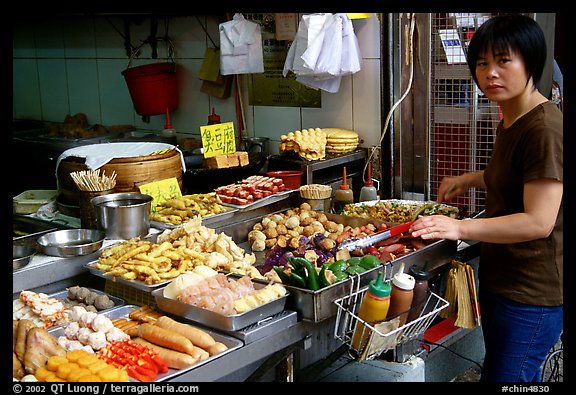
[{"x1": 219, "y1": 13, "x2": 264, "y2": 75}]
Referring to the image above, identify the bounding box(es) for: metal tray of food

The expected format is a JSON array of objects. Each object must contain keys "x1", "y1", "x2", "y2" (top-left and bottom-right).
[
  {"x1": 48, "y1": 287, "x2": 125, "y2": 312},
  {"x1": 150, "y1": 207, "x2": 239, "y2": 230},
  {"x1": 151, "y1": 282, "x2": 289, "y2": 331},
  {"x1": 84, "y1": 261, "x2": 172, "y2": 292},
  {"x1": 48, "y1": 304, "x2": 243, "y2": 382},
  {"x1": 257, "y1": 265, "x2": 384, "y2": 323},
  {"x1": 341, "y1": 199, "x2": 460, "y2": 222},
  {"x1": 220, "y1": 188, "x2": 294, "y2": 212}
]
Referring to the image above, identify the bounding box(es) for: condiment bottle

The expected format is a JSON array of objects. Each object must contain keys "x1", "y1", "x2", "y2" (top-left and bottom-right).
[
  {"x1": 387, "y1": 263, "x2": 415, "y2": 327},
  {"x1": 207, "y1": 108, "x2": 220, "y2": 125},
  {"x1": 406, "y1": 263, "x2": 430, "y2": 323},
  {"x1": 359, "y1": 163, "x2": 378, "y2": 202},
  {"x1": 334, "y1": 166, "x2": 354, "y2": 214},
  {"x1": 161, "y1": 108, "x2": 177, "y2": 144},
  {"x1": 351, "y1": 271, "x2": 391, "y2": 351}
]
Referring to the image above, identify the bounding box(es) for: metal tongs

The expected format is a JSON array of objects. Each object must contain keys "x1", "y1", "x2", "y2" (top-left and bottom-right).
[{"x1": 338, "y1": 220, "x2": 415, "y2": 251}]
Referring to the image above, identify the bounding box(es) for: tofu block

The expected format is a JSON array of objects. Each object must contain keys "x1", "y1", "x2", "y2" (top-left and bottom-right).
[
  {"x1": 205, "y1": 154, "x2": 230, "y2": 169},
  {"x1": 226, "y1": 153, "x2": 240, "y2": 167},
  {"x1": 237, "y1": 151, "x2": 249, "y2": 166}
]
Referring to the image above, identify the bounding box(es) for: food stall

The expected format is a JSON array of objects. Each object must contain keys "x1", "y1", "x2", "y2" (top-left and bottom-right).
[{"x1": 13, "y1": 150, "x2": 470, "y2": 382}]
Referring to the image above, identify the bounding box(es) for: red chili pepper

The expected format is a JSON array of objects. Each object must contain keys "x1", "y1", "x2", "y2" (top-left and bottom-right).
[{"x1": 98, "y1": 341, "x2": 161, "y2": 382}]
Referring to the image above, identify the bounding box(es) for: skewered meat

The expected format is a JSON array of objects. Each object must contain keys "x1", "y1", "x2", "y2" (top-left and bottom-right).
[{"x1": 94, "y1": 294, "x2": 115, "y2": 310}]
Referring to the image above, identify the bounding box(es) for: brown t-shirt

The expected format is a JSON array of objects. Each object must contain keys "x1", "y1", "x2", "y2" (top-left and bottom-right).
[{"x1": 480, "y1": 101, "x2": 563, "y2": 306}]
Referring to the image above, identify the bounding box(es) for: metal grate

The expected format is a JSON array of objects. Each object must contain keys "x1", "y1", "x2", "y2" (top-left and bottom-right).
[{"x1": 429, "y1": 13, "x2": 501, "y2": 215}]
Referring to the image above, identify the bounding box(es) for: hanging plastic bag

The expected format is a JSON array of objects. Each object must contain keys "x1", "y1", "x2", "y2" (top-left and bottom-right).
[
  {"x1": 219, "y1": 13, "x2": 264, "y2": 75},
  {"x1": 283, "y1": 13, "x2": 362, "y2": 93}
]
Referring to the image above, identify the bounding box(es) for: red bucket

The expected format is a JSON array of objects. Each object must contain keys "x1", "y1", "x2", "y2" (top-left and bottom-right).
[{"x1": 122, "y1": 62, "x2": 178, "y2": 116}]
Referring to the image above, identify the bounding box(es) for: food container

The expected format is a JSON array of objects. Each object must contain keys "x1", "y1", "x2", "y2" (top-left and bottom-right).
[
  {"x1": 266, "y1": 170, "x2": 303, "y2": 189},
  {"x1": 272, "y1": 265, "x2": 383, "y2": 322},
  {"x1": 47, "y1": 304, "x2": 243, "y2": 382},
  {"x1": 91, "y1": 192, "x2": 153, "y2": 239},
  {"x1": 36, "y1": 229, "x2": 106, "y2": 257},
  {"x1": 85, "y1": 260, "x2": 172, "y2": 292},
  {"x1": 13, "y1": 244, "x2": 36, "y2": 270},
  {"x1": 152, "y1": 283, "x2": 289, "y2": 331},
  {"x1": 48, "y1": 287, "x2": 125, "y2": 312},
  {"x1": 13, "y1": 190, "x2": 58, "y2": 214}
]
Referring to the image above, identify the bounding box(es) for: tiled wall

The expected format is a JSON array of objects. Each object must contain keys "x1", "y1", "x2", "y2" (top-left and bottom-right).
[{"x1": 12, "y1": 14, "x2": 383, "y2": 153}]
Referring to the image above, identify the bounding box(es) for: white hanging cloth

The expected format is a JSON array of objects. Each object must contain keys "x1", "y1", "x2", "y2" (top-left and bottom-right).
[
  {"x1": 283, "y1": 13, "x2": 362, "y2": 93},
  {"x1": 219, "y1": 13, "x2": 264, "y2": 75}
]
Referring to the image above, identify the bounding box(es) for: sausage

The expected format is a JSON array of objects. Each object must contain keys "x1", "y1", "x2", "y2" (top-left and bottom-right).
[
  {"x1": 132, "y1": 338, "x2": 198, "y2": 370},
  {"x1": 206, "y1": 342, "x2": 228, "y2": 356},
  {"x1": 155, "y1": 316, "x2": 216, "y2": 350},
  {"x1": 137, "y1": 323, "x2": 195, "y2": 356}
]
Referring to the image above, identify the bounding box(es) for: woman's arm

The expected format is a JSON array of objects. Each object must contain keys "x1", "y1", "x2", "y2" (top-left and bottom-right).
[{"x1": 412, "y1": 178, "x2": 562, "y2": 244}]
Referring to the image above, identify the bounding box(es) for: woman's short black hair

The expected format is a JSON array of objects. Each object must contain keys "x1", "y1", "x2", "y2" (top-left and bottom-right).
[{"x1": 467, "y1": 14, "x2": 547, "y2": 90}]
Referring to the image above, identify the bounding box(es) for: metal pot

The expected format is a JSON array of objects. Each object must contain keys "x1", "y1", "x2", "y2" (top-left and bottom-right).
[
  {"x1": 91, "y1": 192, "x2": 153, "y2": 240},
  {"x1": 243, "y1": 136, "x2": 270, "y2": 155}
]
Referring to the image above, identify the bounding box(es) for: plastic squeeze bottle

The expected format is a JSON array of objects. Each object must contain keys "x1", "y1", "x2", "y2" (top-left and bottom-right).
[
  {"x1": 207, "y1": 108, "x2": 221, "y2": 125},
  {"x1": 161, "y1": 108, "x2": 177, "y2": 144},
  {"x1": 334, "y1": 166, "x2": 354, "y2": 214},
  {"x1": 359, "y1": 163, "x2": 378, "y2": 202},
  {"x1": 387, "y1": 262, "x2": 415, "y2": 327},
  {"x1": 406, "y1": 264, "x2": 430, "y2": 324},
  {"x1": 351, "y1": 271, "x2": 391, "y2": 351}
]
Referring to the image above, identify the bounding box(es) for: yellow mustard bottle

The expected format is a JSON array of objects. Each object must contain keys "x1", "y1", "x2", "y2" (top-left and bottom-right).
[{"x1": 351, "y1": 272, "x2": 391, "y2": 351}]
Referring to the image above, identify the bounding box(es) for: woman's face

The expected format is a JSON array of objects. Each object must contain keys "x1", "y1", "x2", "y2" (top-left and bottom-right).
[{"x1": 475, "y1": 47, "x2": 531, "y2": 103}]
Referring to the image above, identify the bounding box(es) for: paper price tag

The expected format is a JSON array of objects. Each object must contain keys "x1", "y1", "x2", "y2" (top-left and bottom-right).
[
  {"x1": 200, "y1": 122, "x2": 236, "y2": 158},
  {"x1": 139, "y1": 178, "x2": 182, "y2": 212}
]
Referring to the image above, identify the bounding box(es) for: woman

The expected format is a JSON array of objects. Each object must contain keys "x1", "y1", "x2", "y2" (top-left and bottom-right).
[{"x1": 410, "y1": 14, "x2": 563, "y2": 382}]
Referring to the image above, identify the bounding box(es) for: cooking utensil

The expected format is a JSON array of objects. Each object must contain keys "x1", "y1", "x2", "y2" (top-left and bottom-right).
[
  {"x1": 338, "y1": 221, "x2": 415, "y2": 251},
  {"x1": 13, "y1": 244, "x2": 36, "y2": 270},
  {"x1": 36, "y1": 229, "x2": 106, "y2": 257},
  {"x1": 91, "y1": 192, "x2": 152, "y2": 239}
]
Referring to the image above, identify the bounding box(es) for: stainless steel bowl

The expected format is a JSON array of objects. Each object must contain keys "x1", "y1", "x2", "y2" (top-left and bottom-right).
[
  {"x1": 13, "y1": 244, "x2": 36, "y2": 270},
  {"x1": 36, "y1": 229, "x2": 106, "y2": 257}
]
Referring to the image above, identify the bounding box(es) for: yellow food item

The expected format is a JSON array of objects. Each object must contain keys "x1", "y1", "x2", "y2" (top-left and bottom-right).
[
  {"x1": 77, "y1": 374, "x2": 102, "y2": 382},
  {"x1": 279, "y1": 128, "x2": 327, "y2": 160},
  {"x1": 67, "y1": 368, "x2": 92, "y2": 382},
  {"x1": 34, "y1": 367, "x2": 52, "y2": 382},
  {"x1": 56, "y1": 362, "x2": 80, "y2": 380},
  {"x1": 87, "y1": 360, "x2": 109, "y2": 374},
  {"x1": 46, "y1": 356, "x2": 69, "y2": 372},
  {"x1": 44, "y1": 372, "x2": 66, "y2": 382},
  {"x1": 97, "y1": 365, "x2": 128, "y2": 382},
  {"x1": 77, "y1": 354, "x2": 100, "y2": 369},
  {"x1": 66, "y1": 349, "x2": 91, "y2": 363}
]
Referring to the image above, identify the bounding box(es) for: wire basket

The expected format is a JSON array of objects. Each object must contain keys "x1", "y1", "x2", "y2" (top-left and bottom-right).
[{"x1": 333, "y1": 276, "x2": 450, "y2": 362}]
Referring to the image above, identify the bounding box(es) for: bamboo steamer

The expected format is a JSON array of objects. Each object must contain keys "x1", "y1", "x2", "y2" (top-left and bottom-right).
[{"x1": 57, "y1": 148, "x2": 183, "y2": 207}]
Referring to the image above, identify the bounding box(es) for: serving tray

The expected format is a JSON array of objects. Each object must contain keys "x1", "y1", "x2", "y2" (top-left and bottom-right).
[
  {"x1": 48, "y1": 287, "x2": 125, "y2": 313},
  {"x1": 152, "y1": 283, "x2": 289, "y2": 331},
  {"x1": 84, "y1": 261, "x2": 172, "y2": 292},
  {"x1": 48, "y1": 304, "x2": 243, "y2": 382},
  {"x1": 150, "y1": 206, "x2": 239, "y2": 230}
]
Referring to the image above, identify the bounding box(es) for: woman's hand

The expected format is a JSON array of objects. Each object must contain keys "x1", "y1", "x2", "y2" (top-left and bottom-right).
[{"x1": 409, "y1": 214, "x2": 461, "y2": 241}]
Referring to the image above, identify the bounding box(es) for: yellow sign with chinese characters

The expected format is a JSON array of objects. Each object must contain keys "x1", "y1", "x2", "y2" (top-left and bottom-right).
[
  {"x1": 200, "y1": 122, "x2": 236, "y2": 158},
  {"x1": 139, "y1": 177, "x2": 182, "y2": 212}
]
